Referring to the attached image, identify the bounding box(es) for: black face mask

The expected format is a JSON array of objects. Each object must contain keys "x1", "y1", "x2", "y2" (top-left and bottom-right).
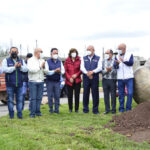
[{"x1": 11, "y1": 52, "x2": 17, "y2": 59}]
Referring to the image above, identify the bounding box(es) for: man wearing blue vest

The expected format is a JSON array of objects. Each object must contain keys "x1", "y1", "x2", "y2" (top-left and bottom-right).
[
  {"x1": 2, "y1": 47, "x2": 28, "y2": 119},
  {"x1": 45, "y1": 48, "x2": 65, "y2": 114},
  {"x1": 114, "y1": 43, "x2": 134, "y2": 112},
  {"x1": 81, "y1": 45, "x2": 102, "y2": 114}
]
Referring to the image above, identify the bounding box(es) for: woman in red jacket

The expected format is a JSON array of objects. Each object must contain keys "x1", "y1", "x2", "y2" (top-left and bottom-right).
[{"x1": 64, "y1": 48, "x2": 82, "y2": 113}]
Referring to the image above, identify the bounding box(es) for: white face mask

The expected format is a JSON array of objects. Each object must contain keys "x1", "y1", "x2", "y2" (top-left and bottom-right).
[
  {"x1": 105, "y1": 54, "x2": 110, "y2": 60},
  {"x1": 53, "y1": 54, "x2": 58, "y2": 59},
  {"x1": 118, "y1": 50, "x2": 122, "y2": 55},
  {"x1": 40, "y1": 53, "x2": 44, "y2": 59},
  {"x1": 86, "y1": 50, "x2": 92, "y2": 56},
  {"x1": 71, "y1": 52, "x2": 76, "y2": 58}
]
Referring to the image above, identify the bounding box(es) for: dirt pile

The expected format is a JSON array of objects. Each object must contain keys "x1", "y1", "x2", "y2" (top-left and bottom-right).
[{"x1": 110, "y1": 101, "x2": 150, "y2": 142}]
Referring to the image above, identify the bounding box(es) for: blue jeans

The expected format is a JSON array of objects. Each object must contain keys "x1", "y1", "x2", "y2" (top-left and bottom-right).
[
  {"x1": 22, "y1": 82, "x2": 27, "y2": 110},
  {"x1": 118, "y1": 78, "x2": 133, "y2": 112},
  {"x1": 46, "y1": 81, "x2": 60, "y2": 113},
  {"x1": 22, "y1": 82, "x2": 31, "y2": 111},
  {"x1": 6, "y1": 86, "x2": 23, "y2": 118},
  {"x1": 29, "y1": 82, "x2": 44, "y2": 117}
]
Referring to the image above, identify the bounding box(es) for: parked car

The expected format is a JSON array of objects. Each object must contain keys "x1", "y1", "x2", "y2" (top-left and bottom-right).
[
  {"x1": 0, "y1": 73, "x2": 7, "y2": 104},
  {"x1": 43, "y1": 76, "x2": 68, "y2": 98}
]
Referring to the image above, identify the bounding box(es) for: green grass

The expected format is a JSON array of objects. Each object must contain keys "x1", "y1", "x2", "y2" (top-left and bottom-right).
[
  {"x1": 0, "y1": 99, "x2": 150, "y2": 150},
  {"x1": 99, "y1": 80, "x2": 102, "y2": 87}
]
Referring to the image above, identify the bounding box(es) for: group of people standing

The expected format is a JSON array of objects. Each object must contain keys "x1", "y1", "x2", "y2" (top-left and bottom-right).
[{"x1": 0, "y1": 43, "x2": 134, "y2": 119}]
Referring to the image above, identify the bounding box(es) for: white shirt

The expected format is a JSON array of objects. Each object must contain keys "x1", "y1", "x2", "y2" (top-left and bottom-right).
[
  {"x1": 27, "y1": 56, "x2": 45, "y2": 82},
  {"x1": 45, "y1": 59, "x2": 65, "y2": 76},
  {"x1": 2, "y1": 58, "x2": 28, "y2": 73},
  {"x1": 116, "y1": 52, "x2": 134, "y2": 80},
  {"x1": 81, "y1": 55, "x2": 102, "y2": 74}
]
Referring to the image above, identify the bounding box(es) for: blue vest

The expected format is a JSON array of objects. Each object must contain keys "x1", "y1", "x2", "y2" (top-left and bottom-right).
[
  {"x1": 83, "y1": 55, "x2": 100, "y2": 79},
  {"x1": 46, "y1": 58, "x2": 61, "y2": 82},
  {"x1": 5, "y1": 57, "x2": 23, "y2": 87}
]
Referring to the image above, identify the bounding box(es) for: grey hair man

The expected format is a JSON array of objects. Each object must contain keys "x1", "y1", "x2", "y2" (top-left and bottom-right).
[{"x1": 102, "y1": 49, "x2": 117, "y2": 114}]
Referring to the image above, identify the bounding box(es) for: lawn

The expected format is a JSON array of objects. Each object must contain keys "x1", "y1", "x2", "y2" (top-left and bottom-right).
[{"x1": 0, "y1": 99, "x2": 150, "y2": 150}]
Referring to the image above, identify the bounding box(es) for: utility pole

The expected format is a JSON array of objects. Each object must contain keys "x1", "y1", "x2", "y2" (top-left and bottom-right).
[
  {"x1": 27, "y1": 45, "x2": 29, "y2": 53},
  {"x1": 36, "y1": 40, "x2": 38, "y2": 48},
  {"x1": 20, "y1": 44, "x2": 22, "y2": 59},
  {"x1": 84, "y1": 45, "x2": 86, "y2": 56},
  {"x1": 102, "y1": 47, "x2": 104, "y2": 60}
]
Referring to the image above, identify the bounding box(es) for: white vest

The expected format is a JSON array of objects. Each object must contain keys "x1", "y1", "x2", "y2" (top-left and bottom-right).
[{"x1": 116, "y1": 52, "x2": 134, "y2": 80}]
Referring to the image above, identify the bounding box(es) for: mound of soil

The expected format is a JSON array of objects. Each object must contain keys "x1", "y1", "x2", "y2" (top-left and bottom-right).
[{"x1": 110, "y1": 101, "x2": 150, "y2": 142}]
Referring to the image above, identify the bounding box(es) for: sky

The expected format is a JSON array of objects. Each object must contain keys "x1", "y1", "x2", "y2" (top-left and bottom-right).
[{"x1": 0, "y1": 0, "x2": 150, "y2": 58}]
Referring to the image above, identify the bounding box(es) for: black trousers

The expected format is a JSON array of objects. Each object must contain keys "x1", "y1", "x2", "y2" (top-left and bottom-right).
[
  {"x1": 67, "y1": 83, "x2": 81, "y2": 111},
  {"x1": 83, "y1": 77, "x2": 99, "y2": 113},
  {"x1": 102, "y1": 79, "x2": 116, "y2": 113}
]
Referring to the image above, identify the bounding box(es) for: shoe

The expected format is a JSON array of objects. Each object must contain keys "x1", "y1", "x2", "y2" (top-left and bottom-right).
[
  {"x1": 18, "y1": 117, "x2": 23, "y2": 120},
  {"x1": 49, "y1": 109, "x2": 53, "y2": 113},
  {"x1": 119, "y1": 110, "x2": 124, "y2": 113},
  {"x1": 36, "y1": 114, "x2": 42, "y2": 117},
  {"x1": 103, "y1": 111, "x2": 110, "y2": 115},
  {"x1": 30, "y1": 116, "x2": 35, "y2": 118},
  {"x1": 111, "y1": 111, "x2": 116, "y2": 114},
  {"x1": 69, "y1": 110, "x2": 72, "y2": 113},
  {"x1": 9, "y1": 117, "x2": 14, "y2": 119},
  {"x1": 50, "y1": 109, "x2": 53, "y2": 113},
  {"x1": 75, "y1": 110, "x2": 79, "y2": 113},
  {"x1": 83, "y1": 111, "x2": 89, "y2": 114},
  {"x1": 54, "y1": 111, "x2": 59, "y2": 114},
  {"x1": 93, "y1": 112, "x2": 100, "y2": 115}
]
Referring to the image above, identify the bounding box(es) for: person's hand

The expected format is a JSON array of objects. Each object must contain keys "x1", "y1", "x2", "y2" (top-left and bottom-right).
[
  {"x1": 72, "y1": 74, "x2": 77, "y2": 79},
  {"x1": 55, "y1": 68, "x2": 61, "y2": 73},
  {"x1": 87, "y1": 72, "x2": 90, "y2": 77},
  {"x1": 87, "y1": 71, "x2": 94, "y2": 77},
  {"x1": 89, "y1": 75, "x2": 93, "y2": 79},
  {"x1": 70, "y1": 78, "x2": 74, "y2": 83},
  {"x1": 106, "y1": 67, "x2": 112, "y2": 72},
  {"x1": 41, "y1": 62, "x2": 45, "y2": 69},
  {"x1": 17, "y1": 62, "x2": 22, "y2": 68},
  {"x1": 115, "y1": 60, "x2": 120, "y2": 65},
  {"x1": 89, "y1": 71, "x2": 94, "y2": 76},
  {"x1": 15, "y1": 62, "x2": 18, "y2": 68}
]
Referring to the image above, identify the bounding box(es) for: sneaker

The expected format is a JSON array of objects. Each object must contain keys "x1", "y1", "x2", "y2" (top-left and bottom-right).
[
  {"x1": 103, "y1": 111, "x2": 110, "y2": 115},
  {"x1": 30, "y1": 115, "x2": 35, "y2": 118}
]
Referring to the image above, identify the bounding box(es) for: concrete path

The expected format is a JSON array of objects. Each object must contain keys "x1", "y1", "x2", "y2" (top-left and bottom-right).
[{"x1": 0, "y1": 93, "x2": 104, "y2": 117}]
